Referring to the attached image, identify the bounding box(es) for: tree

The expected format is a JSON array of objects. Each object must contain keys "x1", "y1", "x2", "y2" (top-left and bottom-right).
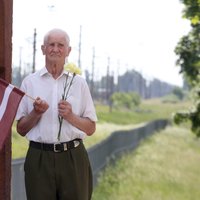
[
  {"x1": 173, "y1": 0, "x2": 200, "y2": 137},
  {"x1": 172, "y1": 87, "x2": 185, "y2": 100},
  {"x1": 175, "y1": 27, "x2": 200, "y2": 86},
  {"x1": 110, "y1": 92, "x2": 141, "y2": 110}
]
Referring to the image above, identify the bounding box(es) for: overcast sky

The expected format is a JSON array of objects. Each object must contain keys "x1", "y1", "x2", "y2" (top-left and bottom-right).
[{"x1": 12, "y1": 0, "x2": 191, "y2": 86}]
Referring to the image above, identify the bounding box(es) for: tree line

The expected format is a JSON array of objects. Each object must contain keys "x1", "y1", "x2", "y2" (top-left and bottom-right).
[{"x1": 173, "y1": 0, "x2": 200, "y2": 137}]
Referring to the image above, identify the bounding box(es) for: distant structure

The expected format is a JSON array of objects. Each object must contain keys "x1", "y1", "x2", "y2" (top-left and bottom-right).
[
  {"x1": 89, "y1": 69, "x2": 176, "y2": 101},
  {"x1": 118, "y1": 70, "x2": 147, "y2": 98}
]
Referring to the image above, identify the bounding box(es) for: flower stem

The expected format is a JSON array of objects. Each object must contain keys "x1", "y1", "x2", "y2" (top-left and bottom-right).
[
  {"x1": 57, "y1": 73, "x2": 76, "y2": 141},
  {"x1": 57, "y1": 116, "x2": 63, "y2": 141},
  {"x1": 64, "y1": 73, "x2": 75, "y2": 100}
]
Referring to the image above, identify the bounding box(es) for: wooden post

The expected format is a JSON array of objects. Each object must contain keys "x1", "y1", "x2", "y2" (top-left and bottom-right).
[{"x1": 0, "y1": 0, "x2": 13, "y2": 199}]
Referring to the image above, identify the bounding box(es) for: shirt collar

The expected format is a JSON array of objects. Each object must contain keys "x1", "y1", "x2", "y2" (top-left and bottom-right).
[
  {"x1": 39, "y1": 67, "x2": 70, "y2": 78},
  {"x1": 39, "y1": 67, "x2": 48, "y2": 76}
]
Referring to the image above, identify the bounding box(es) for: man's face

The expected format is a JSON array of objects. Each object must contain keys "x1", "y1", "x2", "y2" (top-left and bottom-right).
[{"x1": 42, "y1": 33, "x2": 71, "y2": 63}]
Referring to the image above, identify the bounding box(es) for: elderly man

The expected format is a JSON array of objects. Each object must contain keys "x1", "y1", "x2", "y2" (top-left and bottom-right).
[{"x1": 16, "y1": 28, "x2": 97, "y2": 200}]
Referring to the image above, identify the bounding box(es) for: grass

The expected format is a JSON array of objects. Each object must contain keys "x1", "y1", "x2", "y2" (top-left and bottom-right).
[
  {"x1": 96, "y1": 98, "x2": 191, "y2": 124},
  {"x1": 92, "y1": 126, "x2": 200, "y2": 200},
  {"x1": 12, "y1": 98, "x2": 191, "y2": 159},
  {"x1": 84, "y1": 122, "x2": 146, "y2": 149},
  {"x1": 12, "y1": 122, "x2": 145, "y2": 159},
  {"x1": 12, "y1": 121, "x2": 29, "y2": 159},
  {"x1": 11, "y1": 98, "x2": 199, "y2": 199}
]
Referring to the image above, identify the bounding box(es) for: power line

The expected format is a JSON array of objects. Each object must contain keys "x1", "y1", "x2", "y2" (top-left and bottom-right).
[
  {"x1": 78, "y1": 25, "x2": 82, "y2": 69},
  {"x1": 32, "y1": 28, "x2": 37, "y2": 73}
]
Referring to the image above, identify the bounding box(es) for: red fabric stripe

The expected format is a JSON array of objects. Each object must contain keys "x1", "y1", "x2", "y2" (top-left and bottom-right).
[
  {"x1": 0, "y1": 79, "x2": 8, "y2": 105},
  {"x1": 0, "y1": 81, "x2": 25, "y2": 150},
  {"x1": 0, "y1": 78, "x2": 9, "y2": 87}
]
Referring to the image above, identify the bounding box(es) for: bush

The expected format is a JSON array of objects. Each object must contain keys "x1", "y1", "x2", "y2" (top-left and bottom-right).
[{"x1": 110, "y1": 92, "x2": 141, "y2": 110}]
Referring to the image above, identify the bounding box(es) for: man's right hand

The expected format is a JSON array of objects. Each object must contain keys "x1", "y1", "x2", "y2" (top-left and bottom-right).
[
  {"x1": 17, "y1": 97, "x2": 49, "y2": 136},
  {"x1": 33, "y1": 97, "x2": 49, "y2": 115}
]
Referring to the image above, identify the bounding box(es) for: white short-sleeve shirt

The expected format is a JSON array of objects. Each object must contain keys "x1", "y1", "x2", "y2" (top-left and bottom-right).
[{"x1": 16, "y1": 67, "x2": 97, "y2": 143}]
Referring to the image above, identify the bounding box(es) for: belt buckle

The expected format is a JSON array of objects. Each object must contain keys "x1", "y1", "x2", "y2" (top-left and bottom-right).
[
  {"x1": 63, "y1": 143, "x2": 68, "y2": 151},
  {"x1": 73, "y1": 140, "x2": 80, "y2": 148},
  {"x1": 53, "y1": 142, "x2": 62, "y2": 152}
]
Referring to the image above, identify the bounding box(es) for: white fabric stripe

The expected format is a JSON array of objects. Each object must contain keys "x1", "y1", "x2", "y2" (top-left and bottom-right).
[{"x1": 0, "y1": 84, "x2": 14, "y2": 121}]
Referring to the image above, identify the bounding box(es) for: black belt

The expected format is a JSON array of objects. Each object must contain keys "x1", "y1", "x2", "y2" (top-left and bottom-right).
[{"x1": 30, "y1": 139, "x2": 82, "y2": 153}]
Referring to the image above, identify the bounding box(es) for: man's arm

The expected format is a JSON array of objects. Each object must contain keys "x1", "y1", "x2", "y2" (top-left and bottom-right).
[
  {"x1": 58, "y1": 100, "x2": 96, "y2": 136},
  {"x1": 17, "y1": 97, "x2": 49, "y2": 136}
]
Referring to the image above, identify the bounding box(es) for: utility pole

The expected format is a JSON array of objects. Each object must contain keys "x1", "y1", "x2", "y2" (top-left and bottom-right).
[
  {"x1": 106, "y1": 56, "x2": 110, "y2": 102},
  {"x1": 19, "y1": 47, "x2": 22, "y2": 84},
  {"x1": 32, "y1": 28, "x2": 36, "y2": 73},
  {"x1": 117, "y1": 60, "x2": 120, "y2": 92},
  {"x1": 78, "y1": 25, "x2": 82, "y2": 69},
  {"x1": 91, "y1": 47, "x2": 95, "y2": 98}
]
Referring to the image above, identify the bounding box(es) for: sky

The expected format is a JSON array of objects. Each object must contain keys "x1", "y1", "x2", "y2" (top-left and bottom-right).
[{"x1": 12, "y1": 0, "x2": 191, "y2": 86}]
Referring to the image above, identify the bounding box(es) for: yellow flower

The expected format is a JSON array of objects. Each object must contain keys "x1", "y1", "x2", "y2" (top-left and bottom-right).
[{"x1": 64, "y1": 62, "x2": 82, "y2": 75}]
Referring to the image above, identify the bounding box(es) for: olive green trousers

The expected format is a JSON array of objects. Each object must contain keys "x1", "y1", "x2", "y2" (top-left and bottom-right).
[{"x1": 24, "y1": 142, "x2": 93, "y2": 200}]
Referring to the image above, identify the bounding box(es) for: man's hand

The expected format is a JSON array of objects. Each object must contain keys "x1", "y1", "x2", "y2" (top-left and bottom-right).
[
  {"x1": 17, "y1": 97, "x2": 49, "y2": 136},
  {"x1": 58, "y1": 100, "x2": 96, "y2": 135},
  {"x1": 58, "y1": 100, "x2": 72, "y2": 120},
  {"x1": 33, "y1": 97, "x2": 49, "y2": 115}
]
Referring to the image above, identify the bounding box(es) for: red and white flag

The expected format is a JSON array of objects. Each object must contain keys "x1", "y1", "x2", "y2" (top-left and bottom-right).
[{"x1": 0, "y1": 78, "x2": 25, "y2": 150}]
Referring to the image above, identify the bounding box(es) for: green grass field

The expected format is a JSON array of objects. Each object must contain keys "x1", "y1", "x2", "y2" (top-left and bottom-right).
[
  {"x1": 12, "y1": 98, "x2": 191, "y2": 158},
  {"x1": 92, "y1": 126, "x2": 200, "y2": 200},
  {"x1": 12, "y1": 98, "x2": 200, "y2": 199}
]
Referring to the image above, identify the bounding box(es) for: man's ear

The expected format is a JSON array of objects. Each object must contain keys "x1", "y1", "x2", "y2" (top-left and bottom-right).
[
  {"x1": 41, "y1": 45, "x2": 46, "y2": 55},
  {"x1": 66, "y1": 46, "x2": 72, "y2": 57}
]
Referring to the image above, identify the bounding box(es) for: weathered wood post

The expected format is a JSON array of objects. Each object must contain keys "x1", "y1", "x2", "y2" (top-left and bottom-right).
[{"x1": 0, "y1": 0, "x2": 13, "y2": 199}]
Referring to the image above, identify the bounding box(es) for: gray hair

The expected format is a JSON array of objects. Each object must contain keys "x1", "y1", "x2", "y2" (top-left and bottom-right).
[{"x1": 43, "y1": 28, "x2": 70, "y2": 45}]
